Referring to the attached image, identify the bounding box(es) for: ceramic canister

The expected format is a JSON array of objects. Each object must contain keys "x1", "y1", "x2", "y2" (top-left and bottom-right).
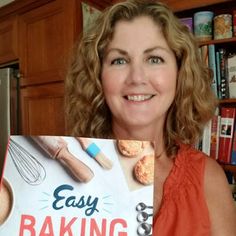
[
  {"x1": 233, "y1": 10, "x2": 236, "y2": 37},
  {"x1": 194, "y1": 11, "x2": 214, "y2": 41},
  {"x1": 214, "y1": 14, "x2": 233, "y2": 39},
  {"x1": 179, "y1": 17, "x2": 193, "y2": 32}
]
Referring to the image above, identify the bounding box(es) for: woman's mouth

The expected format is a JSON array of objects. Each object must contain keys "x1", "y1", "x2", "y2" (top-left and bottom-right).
[{"x1": 125, "y1": 95, "x2": 154, "y2": 102}]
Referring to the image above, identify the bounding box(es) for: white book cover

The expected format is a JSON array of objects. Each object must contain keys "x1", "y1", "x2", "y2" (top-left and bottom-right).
[
  {"x1": 228, "y1": 54, "x2": 236, "y2": 98},
  {"x1": 202, "y1": 120, "x2": 212, "y2": 156},
  {"x1": 0, "y1": 136, "x2": 154, "y2": 236}
]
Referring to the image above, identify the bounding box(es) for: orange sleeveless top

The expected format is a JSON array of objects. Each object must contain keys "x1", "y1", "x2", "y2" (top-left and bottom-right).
[{"x1": 153, "y1": 144, "x2": 211, "y2": 236}]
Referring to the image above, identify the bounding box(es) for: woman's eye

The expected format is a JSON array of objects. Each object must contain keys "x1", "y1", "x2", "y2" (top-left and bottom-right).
[
  {"x1": 148, "y1": 56, "x2": 164, "y2": 64},
  {"x1": 111, "y1": 58, "x2": 127, "y2": 65}
]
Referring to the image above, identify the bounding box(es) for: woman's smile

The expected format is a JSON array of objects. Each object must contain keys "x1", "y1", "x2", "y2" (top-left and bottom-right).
[{"x1": 125, "y1": 94, "x2": 154, "y2": 102}]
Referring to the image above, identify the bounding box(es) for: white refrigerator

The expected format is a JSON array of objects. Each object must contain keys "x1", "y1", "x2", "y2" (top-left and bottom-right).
[{"x1": 0, "y1": 67, "x2": 19, "y2": 176}]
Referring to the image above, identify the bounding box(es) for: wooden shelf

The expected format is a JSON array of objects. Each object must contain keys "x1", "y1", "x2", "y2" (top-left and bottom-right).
[
  {"x1": 221, "y1": 163, "x2": 236, "y2": 172},
  {"x1": 220, "y1": 164, "x2": 236, "y2": 180},
  {"x1": 0, "y1": 0, "x2": 53, "y2": 19},
  {"x1": 219, "y1": 99, "x2": 236, "y2": 104},
  {"x1": 198, "y1": 37, "x2": 236, "y2": 46},
  {"x1": 168, "y1": 0, "x2": 234, "y2": 12}
]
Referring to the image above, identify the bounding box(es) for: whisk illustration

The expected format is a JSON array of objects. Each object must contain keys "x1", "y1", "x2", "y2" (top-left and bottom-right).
[{"x1": 8, "y1": 138, "x2": 46, "y2": 185}]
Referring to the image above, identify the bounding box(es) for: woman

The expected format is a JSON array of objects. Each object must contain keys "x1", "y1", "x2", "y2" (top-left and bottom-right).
[{"x1": 65, "y1": 0, "x2": 236, "y2": 235}]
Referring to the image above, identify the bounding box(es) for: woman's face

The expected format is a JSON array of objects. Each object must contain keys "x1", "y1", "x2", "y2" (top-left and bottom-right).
[{"x1": 101, "y1": 16, "x2": 178, "y2": 133}]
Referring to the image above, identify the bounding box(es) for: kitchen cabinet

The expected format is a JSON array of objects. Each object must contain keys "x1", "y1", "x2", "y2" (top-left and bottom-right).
[
  {"x1": 18, "y1": 0, "x2": 80, "y2": 135},
  {"x1": 0, "y1": 15, "x2": 18, "y2": 64},
  {"x1": 0, "y1": 0, "x2": 81, "y2": 136},
  {"x1": 17, "y1": 0, "x2": 80, "y2": 135},
  {"x1": 18, "y1": 0, "x2": 78, "y2": 86},
  {"x1": 20, "y1": 82, "x2": 65, "y2": 135},
  {"x1": 0, "y1": 0, "x2": 82, "y2": 135}
]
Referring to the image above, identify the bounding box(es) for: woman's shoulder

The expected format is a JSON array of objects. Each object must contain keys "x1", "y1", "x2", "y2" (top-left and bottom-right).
[
  {"x1": 171, "y1": 143, "x2": 209, "y2": 186},
  {"x1": 177, "y1": 143, "x2": 208, "y2": 166},
  {"x1": 177, "y1": 144, "x2": 232, "y2": 179},
  {"x1": 178, "y1": 144, "x2": 233, "y2": 177},
  {"x1": 203, "y1": 154, "x2": 236, "y2": 235},
  {"x1": 177, "y1": 142, "x2": 231, "y2": 197},
  {"x1": 178, "y1": 143, "x2": 236, "y2": 235}
]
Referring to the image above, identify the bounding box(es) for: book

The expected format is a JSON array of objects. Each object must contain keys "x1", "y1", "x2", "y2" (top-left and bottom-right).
[
  {"x1": 227, "y1": 53, "x2": 236, "y2": 99},
  {"x1": 218, "y1": 48, "x2": 229, "y2": 99},
  {"x1": 216, "y1": 51, "x2": 222, "y2": 99},
  {"x1": 201, "y1": 120, "x2": 212, "y2": 156},
  {"x1": 208, "y1": 44, "x2": 218, "y2": 98},
  {"x1": 0, "y1": 136, "x2": 155, "y2": 235},
  {"x1": 201, "y1": 45, "x2": 218, "y2": 96},
  {"x1": 231, "y1": 122, "x2": 236, "y2": 165},
  {"x1": 218, "y1": 107, "x2": 236, "y2": 163},
  {"x1": 210, "y1": 108, "x2": 221, "y2": 160},
  {"x1": 200, "y1": 45, "x2": 209, "y2": 66},
  {"x1": 234, "y1": 10, "x2": 236, "y2": 37}
]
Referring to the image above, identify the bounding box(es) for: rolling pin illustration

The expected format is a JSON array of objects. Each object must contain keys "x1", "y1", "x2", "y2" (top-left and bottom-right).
[
  {"x1": 76, "y1": 137, "x2": 113, "y2": 170},
  {"x1": 31, "y1": 136, "x2": 94, "y2": 183}
]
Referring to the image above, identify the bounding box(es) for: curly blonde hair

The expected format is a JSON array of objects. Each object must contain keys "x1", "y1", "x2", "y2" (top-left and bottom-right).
[{"x1": 65, "y1": 0, "x2": 217, "y2": 156}]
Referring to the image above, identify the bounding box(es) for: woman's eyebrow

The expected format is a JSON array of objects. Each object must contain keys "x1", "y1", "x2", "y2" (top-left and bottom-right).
[
  {"x1": 105, "y1": 48, "x2": 128, "y2": 56},
  {"x1": 104, "y1": 46, "x2": 171, "y2": 57},
  {"x1": 144, "y1": 46, "x2": 171, "y2": 54}
]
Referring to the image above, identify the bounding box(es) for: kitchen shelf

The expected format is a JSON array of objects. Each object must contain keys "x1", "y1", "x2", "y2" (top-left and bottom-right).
[
  {"x1": 198, "y1": 37, "x2": 236, "y2": 46},
  {"x1": 220, "y1": 163, "x2": 236, "y2": 180},
  {"x1": 221, "y1": 163, "x2": 236, "y2": 171},
  {"x1": 219, "y1": 99, "x2": 236, "y2": 104}
]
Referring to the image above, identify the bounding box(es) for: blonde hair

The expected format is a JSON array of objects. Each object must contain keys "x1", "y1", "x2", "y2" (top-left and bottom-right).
[{"x1": 65, "y1": 0, "x2": 217, "y2": 156}]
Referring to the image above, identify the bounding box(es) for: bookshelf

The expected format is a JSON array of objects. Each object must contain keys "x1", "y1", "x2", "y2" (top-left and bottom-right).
[
  {"x1": 198, "y1": 39, "x2": 236, "y2": 173},
  {"x1": 176, "y1": 4, "x2": 236, "y2": 176}
]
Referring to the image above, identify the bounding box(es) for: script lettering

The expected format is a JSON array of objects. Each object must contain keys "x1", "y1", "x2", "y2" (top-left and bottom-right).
[{"x1": 52, "y1": 184, "x2": 99, "y2": 216}]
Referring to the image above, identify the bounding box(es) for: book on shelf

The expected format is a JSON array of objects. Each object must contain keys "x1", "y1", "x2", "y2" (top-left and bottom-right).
[
  {"x1": 206, "y1": 46, "x2": 236, "y2": 100},
  {"x1": 227, "y1": 53, "x2": 236, "y2": 99},
  {"x1": 216, "y1": 51, "x2": 222, "y2": 99},
  {"x1": 218, "y1": 48, "x2": 229, "y2": 99},
  {"x1": 208, "y1": 44, "x2": 218, "y2": 98},
  {"x1": 200, "y1": 45, "x2": 218, "y2": 96},
  {"x1": 231, "y1": 122, "x2": 236, "y2": 165},
  {"x1": 201, "y1": 120, "x2": 212, "y2": 156},
  {"x1": 0, "y1": 136, "x2": 155, "y2": 235},
  {"x1": 225, "y1": 171, "x2": 235, "y2": 184},
  {"x1": 200, "y1": 108, "x2": 221, "y2": 160},
  {"x1": 210, "y1": 108, "x2": 221, "y2": 160},
  {"x1": 218, "y1": 107, "x2": 236, "y2": 164},
  {"x1": 200, "y1": 45, "x2": 209, "y2": 66},
  {"x1": 234, "y1": 10, "x2": 236, "y2": 37}
]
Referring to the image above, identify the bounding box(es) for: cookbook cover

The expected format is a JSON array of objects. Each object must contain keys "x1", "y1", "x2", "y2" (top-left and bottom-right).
[{"x1": 0, "y1": 136, "x2": 155, "y2": 236}]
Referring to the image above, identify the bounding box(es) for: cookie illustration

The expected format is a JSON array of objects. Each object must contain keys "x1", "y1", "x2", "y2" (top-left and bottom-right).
[
  {"x1": 117, "y1": 140, "x2": 144, "y2": 157},
  {"x1": 134, "y1": 155, "x2": 154, "y2": 185}
]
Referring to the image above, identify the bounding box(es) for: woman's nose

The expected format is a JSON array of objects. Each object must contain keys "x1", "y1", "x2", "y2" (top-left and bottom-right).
[{"x1": 126, "y1": 62, "x2": 146, "y2": 85}]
